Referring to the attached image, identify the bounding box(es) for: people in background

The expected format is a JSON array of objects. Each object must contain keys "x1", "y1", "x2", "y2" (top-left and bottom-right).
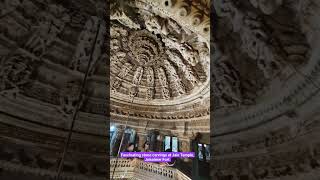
[
  {"x1": 125, "y1": 143, "x2": 135, "y2": 152},
  {"x1": 143, "y1": 141, "x2": 150, "y2": 152},
  {"x1": 125, "y1": 143, "x2": 139, "y2": 165}
]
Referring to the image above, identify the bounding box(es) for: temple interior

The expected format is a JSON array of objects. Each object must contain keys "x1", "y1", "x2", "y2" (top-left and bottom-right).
[
  {"x1": 109, "y1": 0, "x2": 210, "y2": 179},
  {"x1": 212, "y1": 0, "x2": 320, "y2": 179},
  {"x1": 0, "y1": 0, "x2": 320, "y2": 180},
  {"x1": 0, "y1": 0, "x2": 108, "y2": 179}
]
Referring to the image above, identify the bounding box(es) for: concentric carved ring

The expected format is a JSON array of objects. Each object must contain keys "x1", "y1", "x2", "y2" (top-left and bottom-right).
[{"x1": 128, "y1": 30, "x2": 164, "y2": 67}]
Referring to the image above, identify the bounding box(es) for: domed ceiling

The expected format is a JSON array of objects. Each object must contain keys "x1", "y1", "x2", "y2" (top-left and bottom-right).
[
  {"x1": 110, "y1": 0, "x2": 210, "y2": 136},
  {"x1": 212, "y1": 0, "x2": 320, "y2": 179},
  {"x1": 0, "y1": 0, "x2": 107, "y2": 179}
]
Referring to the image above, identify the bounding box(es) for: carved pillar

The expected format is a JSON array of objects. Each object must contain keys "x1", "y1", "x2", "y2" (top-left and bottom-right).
[
  {"x1": 180, "y1": 140, "x2": 191, "y2": 152},
  {"x1": 157, "y1": 134, "x2": 164, "y2": 152},
  {"x1": 147, "y1": 130, "x2": 160, "y2": 151},
  {"x1": 138, "y1": 134, "x2": 147, "y2": 151}
]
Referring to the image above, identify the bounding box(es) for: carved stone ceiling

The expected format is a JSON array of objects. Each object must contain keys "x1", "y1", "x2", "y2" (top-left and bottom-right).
[
  {"x1": 212, "y1": 1, "x2": 320, "y2": 179},
  {"x1": 212, "y1": 0, "x2": 311, "y2": 116},
  {"x1": 0, "y1": 0, "x2": 107, "y2": 178},
  {"x1": 110, "y1": 0, "x2": 210, "y2": 129}
]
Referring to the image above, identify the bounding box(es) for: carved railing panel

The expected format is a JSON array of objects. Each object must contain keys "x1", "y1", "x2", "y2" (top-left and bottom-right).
[{"x1": 110, "y1": 158, "x2": 192, "y2": 180}]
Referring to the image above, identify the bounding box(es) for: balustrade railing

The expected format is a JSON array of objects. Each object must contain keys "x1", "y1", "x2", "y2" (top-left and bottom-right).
[{"x1": 110, "y1": 158, "x2": 191, "y2": 180}]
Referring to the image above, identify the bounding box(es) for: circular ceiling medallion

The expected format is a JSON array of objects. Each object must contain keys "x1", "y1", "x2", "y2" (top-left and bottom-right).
[{"x1": 127, "y1": 30, "x2": 165, "y2": 67}]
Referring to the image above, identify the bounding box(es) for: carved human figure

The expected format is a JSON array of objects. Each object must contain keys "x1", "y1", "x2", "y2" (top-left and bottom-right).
[
  {"x1": 157, "y1": 67, "x2": 170, "y2": 99},
  {"x1": 163, "y1": 60, "x2": 185, "y2": 96},
  {"x1": 179, "y1": 44, "x2": 200, "y2": 66},
  {"x1": 58, "y1": 80, "x2": 83, "y2": 118},
  {"x1": 145, "y1": 67, "x2": 154, "y2": 100},
  {"x1": 0, "y1": 0, "x2": 21, "y2": 16},
  {"x1": 111, "y1": 26, "x2": 128, "y2": 38},
  {"x1": 111, "y1": 5, "x2": 140, "y2": 29},
  {"x1": 163, "y1": 36, "x2": 200, "y2": 66},
  {"x1": 215, "y1": 1, "x2": 283, "y2": 79},
  {"x1": 129, "y1": 67, "x2": 143, "y2": 98},
  {"x1": 70, "y1": 16, "x2": 106, "y2": 75},
  {"x1": 0, "y1": 54, "x2": 33, "y2": 97},
  {"x1": 24, "y1": 4, "x2": 70, "y2": 56},
  {"x1": 144, "y1": 15, "x2": 162, "y2": 34},
  {"x1": 167, "y1": 18, "x2": 182, "y2": 34},
  {"x1": 213, "y1": 61, "x2": 242, "y2": 107},
  {"x1": 118, "y1": 63, "x2": 132, "y2": 78},
  {"x1": 111, "y1": 63, "x2": 132, "y2": 93},
  {"x1": 129, "y1": 86, "x2": 138, "y2": 99},
  {"x1": 111, "y1": 80, "x2": 122, "y2": 93},
  {"x1": 132, "y1": 67, "x2": 143, "y2": 85},
  {"x1": 166, "y1": 49, "x2": 201, "y2": 87},
  {"x1": 249, "y1": 0, "x2": 283, "y2": 15},
  {"x1": 70, "y1": 29, "x2": 92, "y2": 70}
]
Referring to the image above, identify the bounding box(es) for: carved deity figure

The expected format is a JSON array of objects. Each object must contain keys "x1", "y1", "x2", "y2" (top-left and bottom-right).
[
  {"x1": 0, "y1": 0, "x2": 21, "y2": 17},
  {"x1": 24, "y1": 4, "x2": 70, "y2": 56},
  {"x1": 166, "y1": 50, "x2": 199, "y2": 88},
  {"x1": 111, "y1": 63, "x2": 132, "y2": 93},
  {"x1": 111, "y1": 80, "x2": 122, "y2": 93},
  {"x1": 129, "y1": 67, "x2": 143, "y2": 98},
  {"x1": 162, "y1": 36, "x2": 200, "y2": 66},
  {"x1": 58, "y1": 80, "x2": 83, "y2": 118},
  {"x1": 214, "y1": 1, "x2": 283, "y2": 79},
  {"x1": 241, "y1": 14, "x2": 282, "y2": 79},
  {"x1": 157, "y1": 67, "x2": 170, "y2": 99},
  {"x1": 129, "y1": 86, "x2": 138, "y2": 99},
  {"x1": 132, "y1": 67, "x2": 143, "y2": 85},
  {"x1": 249, "y1": 0, "x2": 283, "y2": 15},
  {"x1": 70, "y1": 17, "x2": 98, "y2": 70},
  {"x1": 110, "y1": 1, "x2": 140, "y2": 30},
  {"x1": 0, "y1": 54, "x2": 33, "y2": 97},
  {"x1": 163, "y1": 60, "x2": 185, "y2": 95},
  {"x1": 70, "y1": 16, "x2": 106, "y2": 75},
  {"x1": 213, "y1": 61, "x2": 242, "y2": 107},
  {"x1": 111, "y1": 26, "x2": 128, "y2": 38},
  {"x1": 179, "y1": 43, "x2": 200, "y2": 66},
  {"x1": 145, "y1": 67, "x2": 154, "y2": 100},
  {"x1": 118, "y1": 63, "x2": 132, "y2": 78},
  {"x1": 144, "y1": 15, "x2": 163, "y2": 35}
]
